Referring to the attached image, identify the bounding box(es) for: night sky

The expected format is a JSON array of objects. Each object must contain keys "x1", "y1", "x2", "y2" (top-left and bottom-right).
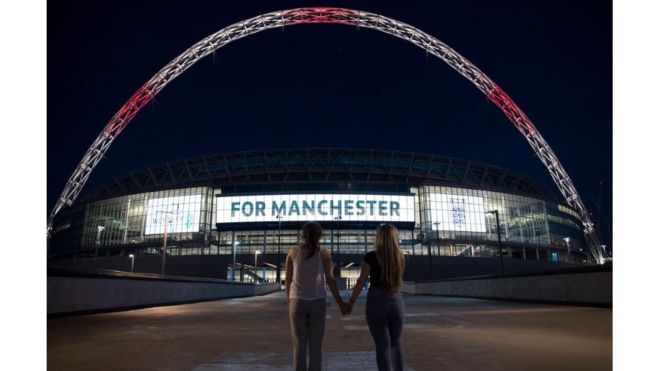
[{"x1": 47, "y1": 0, "x2": 612, "y2": 246}]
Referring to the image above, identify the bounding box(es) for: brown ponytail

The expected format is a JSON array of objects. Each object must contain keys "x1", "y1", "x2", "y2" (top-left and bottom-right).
[{"x1": 301, "y1": 222, "x2": 323, "y2": 259}]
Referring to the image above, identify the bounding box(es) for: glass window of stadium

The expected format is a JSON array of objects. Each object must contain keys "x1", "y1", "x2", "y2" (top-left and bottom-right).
[
  {"x1": 81, "y1": 187, "x2": 213, "y2": 253},
  {"x1": 76, "y1": 184, "x2": 586, "y2": 264}
]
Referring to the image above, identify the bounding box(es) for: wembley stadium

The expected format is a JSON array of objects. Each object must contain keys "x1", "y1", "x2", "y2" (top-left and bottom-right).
[{"x1": 48, "y1": 148, "x2": 591, "y2": 284}]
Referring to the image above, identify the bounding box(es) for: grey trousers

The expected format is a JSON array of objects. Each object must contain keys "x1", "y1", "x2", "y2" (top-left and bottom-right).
[
  {"x1": 289, "y1": 298, "x2": 327, "y2": 371},
  {"x1": 366, "y1": 288, "x2": 405, "y2": 371}
]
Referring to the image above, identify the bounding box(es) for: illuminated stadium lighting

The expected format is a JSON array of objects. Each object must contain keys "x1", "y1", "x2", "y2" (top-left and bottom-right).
[{"x1": 48, "y1": 149, "x2": 600, "y2": 280}]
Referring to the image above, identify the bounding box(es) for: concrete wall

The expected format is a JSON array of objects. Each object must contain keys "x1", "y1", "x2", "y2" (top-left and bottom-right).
[
  {"x1": 401, "y1": 255, "x2": 581, "y2": 281},
  {"x1": 49, "y1": 253, "x2": 583, "y2": 283},
  {"x1": 48, "y1": 274, "x2": 280, "y2": 316},
  {"x1": 48, "y1": 255, "x2": 234, "y2": 279},
  {"x1": 402, "y1": 267, "x2": 611, "y2": 306}
]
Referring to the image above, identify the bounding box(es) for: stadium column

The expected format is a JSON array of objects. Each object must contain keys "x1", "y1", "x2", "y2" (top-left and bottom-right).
[
  {"x1": 427, "y1": 242, "x2": 433, "y2": 279},
  {"x1": 231, "y1": 230, "x2": 236, "y2": 281},
  {"x1": 263, "y1": 230, "x2": 267, "y2": 253},
  {"x1": 333, "y1": 261, "x2": 341, "y2": 290},
  {"x1": 275, "y1": 231, "x2": 282, "y2": 284},
  {"x1": 330, "y1": 226, "x2": 334, "y2": 254},
  {"x1": 217, "y1": 226, "x2": 220, "y2": 252},
  {"x1": 217, "y1": 225, "x2": 222, "y2": 275},
  {"x1": 276, "y1": 263, "x2": 281, "y2": 285}
]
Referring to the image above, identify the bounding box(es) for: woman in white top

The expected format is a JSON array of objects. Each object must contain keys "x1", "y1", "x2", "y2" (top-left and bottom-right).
[{"x1": 286, "y1": 222, "x2": 348, "y2": 371}]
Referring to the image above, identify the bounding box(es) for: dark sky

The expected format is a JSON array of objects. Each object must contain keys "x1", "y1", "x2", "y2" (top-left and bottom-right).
[{"x1": 47, "y1": 0, "x2": 612, "y2": 245}]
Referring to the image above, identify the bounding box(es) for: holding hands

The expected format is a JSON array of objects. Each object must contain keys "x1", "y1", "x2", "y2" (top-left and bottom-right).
[{"x1": 339, "y1": 300, "x2": 353, "y2": 316}]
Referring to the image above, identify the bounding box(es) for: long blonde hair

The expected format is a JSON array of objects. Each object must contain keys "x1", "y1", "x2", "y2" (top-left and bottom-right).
[{"x1": 375, "y1": 224, "x2": 405, "y2": 290}]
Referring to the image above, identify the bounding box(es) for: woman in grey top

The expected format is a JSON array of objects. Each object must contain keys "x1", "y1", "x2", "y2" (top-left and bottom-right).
[
  {"x1": 348, "y1": 224, "x2": 406, "y2": 371},
  {"x1": 286, "y1": 222, "x2": 349, "y2": 371}
]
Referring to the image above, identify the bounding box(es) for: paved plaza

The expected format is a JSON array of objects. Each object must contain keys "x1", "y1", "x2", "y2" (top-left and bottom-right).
[{"x1": 48, "y1": 291, "x2": 611, "y2": 370}]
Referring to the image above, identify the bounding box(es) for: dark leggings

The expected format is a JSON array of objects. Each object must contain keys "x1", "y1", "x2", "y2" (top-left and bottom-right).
[{"x1": 366, "y1": 288, "x2": 405, "y2": 371}]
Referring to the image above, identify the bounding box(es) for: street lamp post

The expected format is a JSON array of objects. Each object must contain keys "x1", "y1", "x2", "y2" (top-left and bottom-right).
[
  {"x1": 486, "y1": 210, "x2": 504, "y2": 274},
  {"x1": 334, "y1": 216, "x2": 342, "y2": 254},
  {"x1": 254, "y1": 250, "x2": 261, "y2": 282},
  {"x1": 433, "y1": 222, "x2": 442, "y2": 256},
  {"x1": 232, "y1": 240, "x2": 239, "y2": 281},
  {"x1": 402, "y1": 251, "x2": 410, "y2": 280},
  {"x1": 276, "y1": 214, "x2": 283, "y2": 284},
  {"x1": 157, "y1": 210, "x2": 174, "y2": 275},
  {"x1": 430, "y1": 222, "x2": 441, "y2": 278},
  {"x1": 95, "y1": 225, "x2": 105, "y2": 258},
  {"x1": 564, "y1": 237, "x2": 571, "y2": 262},
  {"x1": 128, "y1": 254, "x2": 134, "y2": 273},
  {"x1": 254, "y1": 250, "x2": 261, "y2": 268},
  {"x1": 276, "y1": 214, "x2": 283, "y2": 254},
  {"x1": 123, "y1": 198, "x2": 131, "y2": 243}
]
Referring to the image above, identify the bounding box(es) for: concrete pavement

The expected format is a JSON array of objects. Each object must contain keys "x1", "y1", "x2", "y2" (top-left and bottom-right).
[{"x1": 48, "y1": 291, "x2": 611, "y2": 370}]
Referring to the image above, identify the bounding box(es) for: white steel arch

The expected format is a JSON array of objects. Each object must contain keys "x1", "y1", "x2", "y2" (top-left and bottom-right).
[{"x1": 48, "y1": 7, "x2": 604, "y2": 263}]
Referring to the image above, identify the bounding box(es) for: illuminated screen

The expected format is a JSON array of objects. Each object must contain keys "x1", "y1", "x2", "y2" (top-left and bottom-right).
[
  {"x1": 144, "y1": 195, "x2": 202, "y2": 235},
  {"x1": 216, "y1": 194, "x2": 415, "y2": 223},
  {"x1": 429, "y1": 193, "x2": 486, "y2": 232}
]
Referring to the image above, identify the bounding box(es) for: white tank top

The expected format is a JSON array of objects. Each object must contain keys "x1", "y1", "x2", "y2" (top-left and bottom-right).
[{"x1": 290, "y1": 247, "x2": 326, "y2": 300}]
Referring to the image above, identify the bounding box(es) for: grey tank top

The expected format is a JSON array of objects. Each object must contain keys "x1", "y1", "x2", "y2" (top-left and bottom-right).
[{"x1": 290, "y1": 247, "x2": 326, "y2": 300}]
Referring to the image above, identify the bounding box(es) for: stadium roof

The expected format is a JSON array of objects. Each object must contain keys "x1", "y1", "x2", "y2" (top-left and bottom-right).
[{"x1": 90, "y1": 148, "x2": 560, "y2": 202}]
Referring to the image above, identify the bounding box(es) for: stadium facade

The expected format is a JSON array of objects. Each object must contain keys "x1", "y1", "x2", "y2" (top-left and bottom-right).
[{"x1": 49, "y1": 148, "x2": 591, "y2": 282}]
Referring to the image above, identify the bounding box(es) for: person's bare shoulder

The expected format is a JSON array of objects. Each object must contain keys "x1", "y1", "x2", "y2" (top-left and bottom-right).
[
  {"x1": 320, "y1": 248, "x2": 332, "y2": 262},
  {"x1": 287, "y1": 246, "x2": 300, "y2": 260}
]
